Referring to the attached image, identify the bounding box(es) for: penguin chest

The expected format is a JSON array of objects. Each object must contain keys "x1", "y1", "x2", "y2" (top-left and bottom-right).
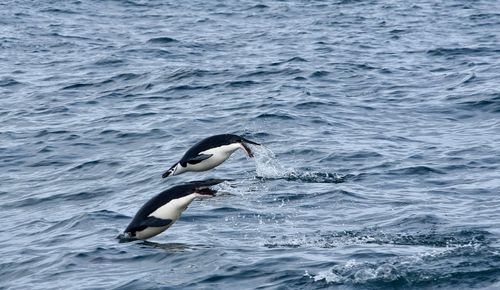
[
  {"x1": 150, "y1": 194, "x2": 197, "y2": 221},
  {"x1": 135, "y1": 194, "x2": 198, "y2": 239},
  {"x1": 135, "y1": 225, "x2": 171, "y2": 240},
  {"x1": 187, "y1": 143, "x2": 242, "y2": 171}
]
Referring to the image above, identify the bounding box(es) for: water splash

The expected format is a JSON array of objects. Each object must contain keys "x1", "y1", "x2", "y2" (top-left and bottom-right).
[
  {"x1": 252, "y1": 145, "x2": 292, "y2": 178},
  {"x1": 251, "y1": 145, "x2": 345, "y2": 183},
  {"x1": 212, "y1": 180, "x2": 241, "y2": 196}
]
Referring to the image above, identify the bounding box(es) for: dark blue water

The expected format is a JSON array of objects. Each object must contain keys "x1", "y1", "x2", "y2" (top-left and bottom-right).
[{"x1": 2, "y1": 0, "x2": 500, "y2": 289}]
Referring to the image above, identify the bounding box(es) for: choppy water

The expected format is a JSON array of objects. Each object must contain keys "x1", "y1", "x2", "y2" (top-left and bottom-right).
[{"x1": 2, "y1": 0, "x2": 500, "y2": 289}]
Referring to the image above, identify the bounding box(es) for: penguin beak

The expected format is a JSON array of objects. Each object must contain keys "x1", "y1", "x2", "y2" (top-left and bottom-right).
[
  {"x1": 195, "y1": 187, "x2": 217, "y2": 197},
  {"x1": 241, "y1": 137, "x2": 260, "y2": 146},
  {"x1": 239, "y1": 137, "x2": 260, "y2": 158},
  {"x1": 240, "y1": 142, "x2": 254, "y2": 157},
  {"x1": 162, "y1": 165, "x2": 176, "y2": 178},
  {"x1": 240, "y1": 140, "x2": 261, "y2": 158}
]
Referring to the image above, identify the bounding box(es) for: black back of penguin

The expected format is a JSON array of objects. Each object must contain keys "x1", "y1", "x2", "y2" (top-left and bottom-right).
[
  {"x1": 124, "y1": 179, "x2": 223, "y2": 235},
  {"x1": 179, "y1": 134, "x2": 243, "y2": 166}
]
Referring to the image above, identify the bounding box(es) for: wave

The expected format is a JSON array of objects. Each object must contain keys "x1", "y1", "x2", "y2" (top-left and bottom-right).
[
  {"x1": 38, "y1": 210, "x2": 128, "y2": 236},
  {"x1": 93, "y1": 58, "x2": 126, "y2": 66},
  {"x1": 294, "y1": 100, "x2": 336, "y2": 110},
  {"x1": 146, "y1": 37, "x2": 179, "y2": 44},
  {"x1": 387, "y1": 165, "x2": 445, "y2": 176},
  {"x1": 245, "y1": 4, "x2": 269, "y2": 10},
  {"x1": 309, "y1": 70, "x2": 330, "y2": 78},
  {"x1": 69, "y1": 159, "x2": 105, "y2": 171},
  {"x1": 270, "y1": 56, "x2": 308, "y2": 66},
  {"x1": 238, "y1": 67, "x2": 302, "y2": 78},
  {"x1": 255, "y1": 112, "x2": 297, "y2": 121},
  {"x1": 39, "y1": 8, "x2": 78, "y2": 14},
  {"x1": 0, "y1": 77, "x2": 22, "y2": 87},
  {"x1": 61, "y1": 83, "x2": 93, "y2": 90},
  {"x1": 60, "y1": 73, "x2": 149, "y2": 93},
  {"x1": 426, "y1": 47, "x2": 500, "y2": 57},
  {"x1": 455, "y1": 92, "x2": 500, "y2": 113}
]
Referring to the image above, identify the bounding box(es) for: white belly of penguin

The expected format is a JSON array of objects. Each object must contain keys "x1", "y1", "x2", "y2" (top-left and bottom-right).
[
  {"x1": 134, "y1": 194, "x2": 198, "y2": 240},
  {"x1": 186, "y1": 143, "x2": 242, "y2": 172}
]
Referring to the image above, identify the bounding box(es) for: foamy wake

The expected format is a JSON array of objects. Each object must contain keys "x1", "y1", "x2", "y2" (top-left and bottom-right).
[{"x1": 304, "y1": 244, "x2": 471, "y2": 285}]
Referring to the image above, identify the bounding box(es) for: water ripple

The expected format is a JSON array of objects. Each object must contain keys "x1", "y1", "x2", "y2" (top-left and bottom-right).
[{"x1": 2, "y1": 0, "x2": 500, "y2": 288}]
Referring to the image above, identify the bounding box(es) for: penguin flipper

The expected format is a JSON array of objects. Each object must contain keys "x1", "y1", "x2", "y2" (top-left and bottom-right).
[
  {"x1": 143, "y1": 216, "x2": 173, "y2": 228},
  {"x1": 127, "y1": 217, "x2": 173, "y2": 233},
  {"x1": 124, "y1": 217, "x2": 173, "y2": 238},
  {"x1": 186, "y1": 154, "x2": 213, "y2": 165},
  {"x1": 124, "y1": 216, "x2": 173, "y2": 241}
]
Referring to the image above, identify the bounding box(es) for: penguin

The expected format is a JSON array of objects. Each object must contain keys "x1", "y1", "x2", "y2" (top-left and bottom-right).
[
  {"x1": 123, "y1": 179, "x2": 224, "y2": 240},
  {"x1": 162, "y1": 134, "x2": 260, "y2": 178}
]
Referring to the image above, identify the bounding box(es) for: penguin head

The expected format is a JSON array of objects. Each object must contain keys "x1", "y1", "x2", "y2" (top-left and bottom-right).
[
  {"x1": 193, "y1": 186, "x2": 217, "y2": 197},
  {"x1": 187, "y1": 179, "x2": 226, "y2": 197},
  {"x1": 162, "y1": 163, "x2": 178, "y2": 178}
]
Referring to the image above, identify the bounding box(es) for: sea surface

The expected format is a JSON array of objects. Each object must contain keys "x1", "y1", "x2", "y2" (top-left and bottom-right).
[{"x1": 1, "y1": 0, "x2": 500, "y2": 289}]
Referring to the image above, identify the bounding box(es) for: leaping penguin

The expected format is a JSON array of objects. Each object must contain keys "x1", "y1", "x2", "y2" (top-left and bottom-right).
[
  {"x1": 123, "y1": 179, "x2": 224, "y2": 240},
  {"x1": 162, "y1": 134, "x2": 260, "y2": 178}
]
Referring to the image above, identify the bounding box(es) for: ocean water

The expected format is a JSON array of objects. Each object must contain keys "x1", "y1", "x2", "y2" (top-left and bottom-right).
[{"x1": 1, "y1": 0, "x2": 500, "y2": 289}]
